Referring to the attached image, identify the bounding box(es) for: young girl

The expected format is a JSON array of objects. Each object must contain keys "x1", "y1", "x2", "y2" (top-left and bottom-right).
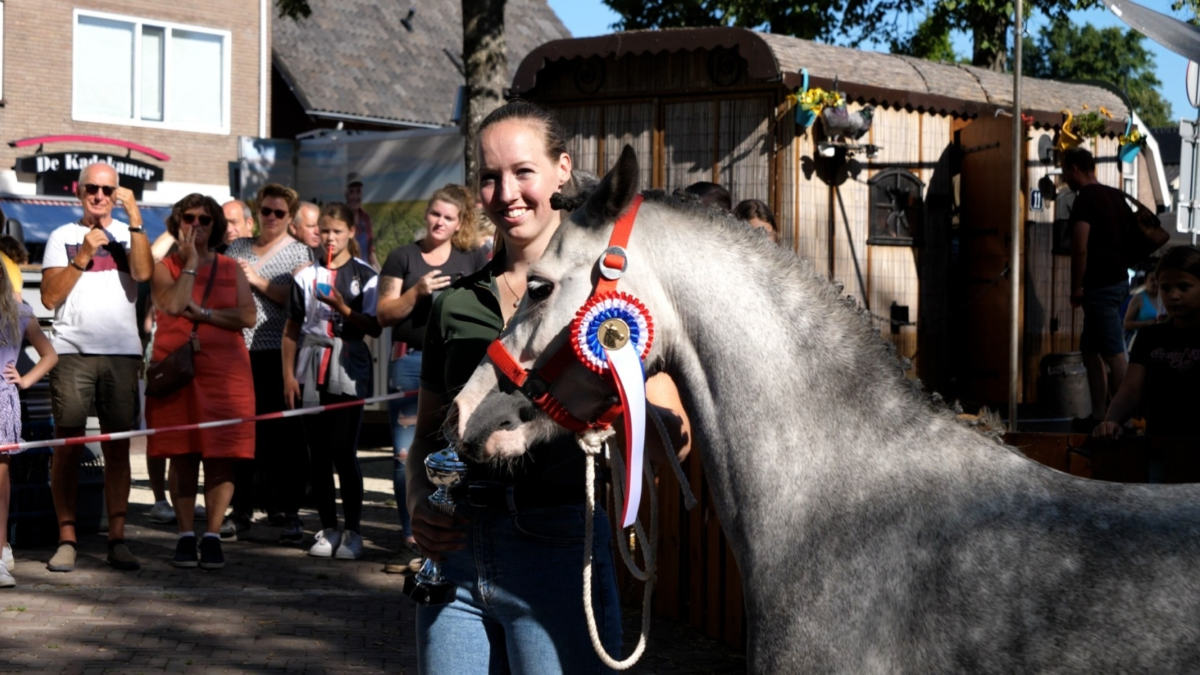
[
  {"x1": 282, "y1": 202, "x2": 381, "y2": 560},
  {"x1": 1096, "y1": 246, "x2": 1200, "y2": 440},
  {"x1": 0, "y1": 268, "x2": 58, "y2": 587}
]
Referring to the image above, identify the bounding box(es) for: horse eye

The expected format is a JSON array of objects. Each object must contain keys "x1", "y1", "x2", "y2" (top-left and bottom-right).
[{"x1": 527, "y1": 277, "x2": 554, "y2": 302}]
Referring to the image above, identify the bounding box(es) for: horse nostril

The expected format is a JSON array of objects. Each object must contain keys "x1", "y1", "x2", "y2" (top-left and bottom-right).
[{"x1": 497, "y1": 418, "x2": 515, "y2": 430}]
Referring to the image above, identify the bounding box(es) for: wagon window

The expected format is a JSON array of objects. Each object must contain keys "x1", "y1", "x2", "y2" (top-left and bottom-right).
[{"x1": 868, "y1": 168, "x2": 924, "y2": 246}]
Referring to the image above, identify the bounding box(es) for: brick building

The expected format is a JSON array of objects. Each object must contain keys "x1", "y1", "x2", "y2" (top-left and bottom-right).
[{"x1": 0, "y1": 0, "x2": 269, "y2": 244}]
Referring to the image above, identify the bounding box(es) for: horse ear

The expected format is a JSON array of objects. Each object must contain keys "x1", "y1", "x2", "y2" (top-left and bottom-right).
[{"x1": 578, "y1": 144, "x2": 639, "y2": 228}]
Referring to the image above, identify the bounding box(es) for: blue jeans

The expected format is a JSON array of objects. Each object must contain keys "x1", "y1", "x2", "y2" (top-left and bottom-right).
[
  {"x1": 416, "y1": 502, "x2": 622, "y2": 674},
  {"x1": 389, "y1": 351, "x2": 422, "y2": 540}
]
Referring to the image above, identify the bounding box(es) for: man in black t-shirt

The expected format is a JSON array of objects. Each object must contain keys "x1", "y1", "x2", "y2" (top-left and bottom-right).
[{"x1": 1064, "y1": 148, "x2": 1129, "y2": 427}]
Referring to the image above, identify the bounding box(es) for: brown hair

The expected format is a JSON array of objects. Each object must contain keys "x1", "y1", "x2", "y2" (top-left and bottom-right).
[
  {"x1": 1061, "y1": 148, "x2": 1096, "y2": 174},
  {"x1": 256, "y1": 183, "x2": 300, "y2": 218},
  {"x1": 1155, "y1": 246, "x2": 1200, "y2": 280},
  {"x1": 478, "y1": 100, "x2": 569, "y2": 164},
  {"x1": 166, "y1": 194, "x2": 227, "y2": 248},
  {"x1": 319, "y1": 202, "x2": 361, "y2": 259},
  {"x1": 428, "y1": 184, "x2": 479, "y2": 251},
  {"x1": 0, "y1": 236, "x2": 28, "y2": 265},
  {"x1": 735, "y1": 199, "x2": 776, "y2": 228}
]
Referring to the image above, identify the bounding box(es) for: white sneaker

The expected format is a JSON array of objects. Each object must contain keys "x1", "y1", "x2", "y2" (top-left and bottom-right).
[
  {"x1": 2, "y1": 544, "x2": 13, "y2": 571},
  {"x1": 334, "y1": 530, "x2": 363, "y2": 560},
  {"x1": 148, "y1": 499, "x2": 176, "y2": 524},
  {"x1": 0, "y1": 560, "x2": 14, "y2": 588},
  {"x1": 308, "y1": 528, "x2": 341, "y2": 558}
]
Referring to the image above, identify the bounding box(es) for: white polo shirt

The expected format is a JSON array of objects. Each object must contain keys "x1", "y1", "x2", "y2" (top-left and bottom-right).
[{"x1": 42, "y1": 220, "x2": 141, "y2": 356}]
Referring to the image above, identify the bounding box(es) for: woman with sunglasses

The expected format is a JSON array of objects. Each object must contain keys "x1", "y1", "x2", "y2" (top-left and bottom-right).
[
  {"x1": 223, "y1": 184, "x2": 313, "y2": 543},
  {"x1": 146, "y1": 194, "x2": 256, "y2": 569}
]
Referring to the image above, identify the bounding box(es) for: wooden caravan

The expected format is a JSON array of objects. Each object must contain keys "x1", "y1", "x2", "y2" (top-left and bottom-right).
[
  {"x1": 510, "y1": 27, "x2": 1172, "y2": 648},
  {"x1": 513, "y1": 26, "x2": 1169, "y2": 408}
]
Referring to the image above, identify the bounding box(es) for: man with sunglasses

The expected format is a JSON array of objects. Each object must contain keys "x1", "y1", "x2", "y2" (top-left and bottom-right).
[{"x1": 40, "y1": 161, "x2": 154, "y2": 574}]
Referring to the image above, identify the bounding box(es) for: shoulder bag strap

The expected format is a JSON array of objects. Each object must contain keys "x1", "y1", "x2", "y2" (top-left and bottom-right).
[
  {"x1": 190, "y1": 257, "x2": 220, "y2": 339},
  {"x1": 250, "y1": 235, "x2": 296, "y2": 274}
]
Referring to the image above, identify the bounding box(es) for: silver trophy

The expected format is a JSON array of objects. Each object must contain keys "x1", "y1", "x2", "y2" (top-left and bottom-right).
[{"x1": 403, "y1": 447, "x2": 468, "y2": 606}]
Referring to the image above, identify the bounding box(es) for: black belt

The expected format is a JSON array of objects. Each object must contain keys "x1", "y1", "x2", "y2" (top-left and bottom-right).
[{"x1": 452, "y1": 482, "x2": 588, "y2": 510}]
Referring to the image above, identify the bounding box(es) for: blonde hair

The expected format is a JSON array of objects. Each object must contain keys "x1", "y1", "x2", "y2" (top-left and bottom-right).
[
  {"x1": 0, "y1": 267, "x2": 21, "y2": 347},
  {"x1": 427, "y1": 184, "x2": 479, "y2": 251}
]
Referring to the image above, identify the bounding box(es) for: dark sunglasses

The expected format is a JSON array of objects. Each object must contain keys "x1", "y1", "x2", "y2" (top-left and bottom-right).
[
  {"x1": 181, "y1": 213, "x2": 213, "y2": 226},
  {"x1": 83, "y1": 183, "x2": 116, "y2": 197},
  {"x1": 260, "y1": 207, "x2": 288, "y2": 219}
]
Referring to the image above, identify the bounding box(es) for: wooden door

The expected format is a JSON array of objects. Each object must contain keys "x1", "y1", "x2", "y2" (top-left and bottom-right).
[{"x1": 957, "y1": 116, "x2": 1018, "y2": 405}]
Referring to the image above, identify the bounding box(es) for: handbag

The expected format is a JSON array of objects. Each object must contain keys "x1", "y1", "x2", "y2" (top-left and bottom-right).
[
  {"x1": 1122, "y1": 194, "x2": 1171, "y2": 268},
  {"x1": 145, "y1": 257, "x2": 219, "y2": 398}
]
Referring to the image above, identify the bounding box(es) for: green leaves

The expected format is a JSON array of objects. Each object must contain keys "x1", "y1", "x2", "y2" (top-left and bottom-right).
[{"x1": 1023, "y1": 17, "x2": 1174, "y2": 127}]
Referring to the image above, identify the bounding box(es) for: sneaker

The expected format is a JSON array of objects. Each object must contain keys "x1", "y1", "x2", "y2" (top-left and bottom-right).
[
  {"x1": 220, "y1": 511, "x2": 252, "y2": 542},
  {"x1": 194, "y1": 503, "x2": 207, "y2": 519},
  {"x1": 267, "y1": 512, "x2": 288, "y2": 526},
  {"x1": 335, "y1": 530, "x2": 363, "y2": 560},
  {"x1": 106, "y1": 540, "x2": 141, "y2": 571},
  {"x1": 279, "y1": 516, "x2": 304, "y2": 545},
  {"x1": 308, "y1": 528, "x2": 341, "y2": 558},
  {"x1": 199, "y1": 537, "x2": 225, "y2": 570},
  {"x1": 0, "y1": 560, "x2": 14, "y2": 588},
  {"x1": 170, "y1": 536, "x2": 198, "y2": 569},
  {"x1": 47, "y1": 542, "x2": 76, "y2": 572},
  {"x1": 3, "y1": 543, "x2": 13, "y2": 571},
  {"x1": 149, "y1": 499, "x2": 176, "y2": 523}
]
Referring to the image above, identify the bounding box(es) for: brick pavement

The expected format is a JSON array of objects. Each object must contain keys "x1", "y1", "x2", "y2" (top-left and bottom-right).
[{"x1": 0, "y1": 441, "x2": 746, "y2": 674}]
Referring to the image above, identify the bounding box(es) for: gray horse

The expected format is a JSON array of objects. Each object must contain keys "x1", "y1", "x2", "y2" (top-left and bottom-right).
[{"x1": 452, "y1": 147, "x2": 1200, "y2": 673}]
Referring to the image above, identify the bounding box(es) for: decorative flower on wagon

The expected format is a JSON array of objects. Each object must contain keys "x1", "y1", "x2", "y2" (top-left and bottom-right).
[{"x1": 798, "y1": 87, "x2": 844, "y2": 116}]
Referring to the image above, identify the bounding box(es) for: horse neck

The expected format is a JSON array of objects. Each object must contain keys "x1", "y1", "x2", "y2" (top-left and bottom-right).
[{"x1": 639, "y1": 212, "x2": 935, "y2": 564}]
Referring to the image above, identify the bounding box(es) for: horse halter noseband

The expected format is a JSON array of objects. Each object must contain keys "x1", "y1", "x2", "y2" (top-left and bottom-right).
[{"x1": 486, "y1": 194, "x2": 653, "y2": 526}]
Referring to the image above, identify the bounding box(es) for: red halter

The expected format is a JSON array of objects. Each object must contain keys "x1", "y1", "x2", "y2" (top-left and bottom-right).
[{"x1": 485, "y1": 195, "x2": 648, "y2": 433}]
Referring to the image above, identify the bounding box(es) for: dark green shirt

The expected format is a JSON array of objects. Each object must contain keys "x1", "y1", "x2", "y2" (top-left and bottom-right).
[{"x1": 421, "y1": 257, "x2": 586, "y2": 486}]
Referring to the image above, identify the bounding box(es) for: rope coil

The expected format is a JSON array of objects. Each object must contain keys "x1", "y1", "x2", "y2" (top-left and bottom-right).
[{"x1": 579, "y1": 428, "x2": 657, "y2": 671}]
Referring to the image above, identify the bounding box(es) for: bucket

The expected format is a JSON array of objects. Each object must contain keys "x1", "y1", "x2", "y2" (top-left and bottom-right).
[{"x1": 1037, "y1": 352, "x2": 1090, "y2": 419}]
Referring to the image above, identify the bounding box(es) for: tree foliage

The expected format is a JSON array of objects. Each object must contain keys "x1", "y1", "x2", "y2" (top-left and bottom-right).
[
  {"x1": 602, "y1": 0, "x2": 913, "y2": 44},
  {"x1": 889, "y1": 14, "x2": 962, "y2": 63},
  {"x1": 1023, "y1": 17, "x2": 1174, "y2": 127}
]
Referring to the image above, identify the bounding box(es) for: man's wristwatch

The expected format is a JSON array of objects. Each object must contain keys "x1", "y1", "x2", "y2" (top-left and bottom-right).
[
  {"x1": 69, "y1": 259, "x2": 87, "y2": 272},
  {"x1": 203, "y1": 308, "x2": 212, "y2": 320},
  {"x1": 128, "y1": 226, "x2": 145, "y2": 234}
]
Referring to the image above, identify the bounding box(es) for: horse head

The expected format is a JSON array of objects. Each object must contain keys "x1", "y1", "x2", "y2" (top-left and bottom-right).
[{"x1": 453, "y1": 145, "x2": 664, "y2": 464}]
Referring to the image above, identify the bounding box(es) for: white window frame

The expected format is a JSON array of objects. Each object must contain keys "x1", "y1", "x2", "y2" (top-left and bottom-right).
[
  {"x1": 1122, "y1": 153, "x2": 1138, "y2": 198},
  {"x1": 72, "y1": 9, "x2": 231, "y2": 135}
]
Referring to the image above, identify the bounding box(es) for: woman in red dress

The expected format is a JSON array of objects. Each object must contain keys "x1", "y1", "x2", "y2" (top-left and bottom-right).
[{"x1": 147, "y1": 194, "x2": 256, "y2": 570}]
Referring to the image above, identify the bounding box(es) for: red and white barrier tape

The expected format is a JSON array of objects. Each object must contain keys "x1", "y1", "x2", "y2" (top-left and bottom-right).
[{"x1": 0, "y1": 389, "x2": 419, "y2": 454}]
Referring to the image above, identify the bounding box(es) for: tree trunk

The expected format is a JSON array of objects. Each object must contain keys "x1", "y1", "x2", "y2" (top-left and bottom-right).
[
  {"x1": 972, "y1": 14, "x2": 1010, "y2": 72},
  {"x1": 463, "y1": 0, "x2": 508, "y2": 189}
]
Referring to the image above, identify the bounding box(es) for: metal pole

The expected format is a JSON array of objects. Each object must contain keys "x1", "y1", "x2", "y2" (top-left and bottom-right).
[{"x1": 1009, "y1": 0, "x2": 1024, "y2": 433}]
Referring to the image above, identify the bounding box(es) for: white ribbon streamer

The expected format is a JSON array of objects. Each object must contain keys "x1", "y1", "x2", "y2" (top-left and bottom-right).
[{"x1": 605, "y1": 340, "x2": 646, "y2": 528}]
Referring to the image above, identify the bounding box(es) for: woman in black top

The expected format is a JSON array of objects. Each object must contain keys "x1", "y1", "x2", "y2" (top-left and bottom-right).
[{"x1": 376, "y1": 184, "x2": 488, "y2": 561}]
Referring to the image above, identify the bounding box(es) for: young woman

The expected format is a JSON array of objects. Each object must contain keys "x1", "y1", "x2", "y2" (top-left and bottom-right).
[
  {"x1": 0, "y1": 269, "x2": 57, "y2": 587},
  {"x1": 147, "y1": 194, "x2": 256, "y2": 570},
  {"x1": 1124, "y1": 269, "x2": 1164, "y2": 350},
  {"x1": 1095, "y1": 246, "x2": 1200, "y2": 440},
  {"x1": 406, "y1": 101, "x2": 625, "y2": 673},
  {"x1": 282, "y1": 203, "x2": 381, "y2": 560},
  {"x1": 376, "y1": 184, "x2": 488, "y2": 568},
  {"x1": 224, "y1": 184, "x2": 313, "y2": 543}
]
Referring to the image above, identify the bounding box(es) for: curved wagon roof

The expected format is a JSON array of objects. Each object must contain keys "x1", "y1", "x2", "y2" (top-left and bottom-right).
[{"x1": 512, "y1": 27, "x2": 1130, "y2": 129}]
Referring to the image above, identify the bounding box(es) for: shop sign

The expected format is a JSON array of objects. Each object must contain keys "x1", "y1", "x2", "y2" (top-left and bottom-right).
[{"x1": 14, "y1": 152, "x2": 164, "y2": 200}]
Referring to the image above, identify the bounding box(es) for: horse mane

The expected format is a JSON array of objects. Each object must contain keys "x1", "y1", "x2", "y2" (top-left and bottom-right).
[{"x1": 634, "y1": 189, "x2": 981, "y2": 436}]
